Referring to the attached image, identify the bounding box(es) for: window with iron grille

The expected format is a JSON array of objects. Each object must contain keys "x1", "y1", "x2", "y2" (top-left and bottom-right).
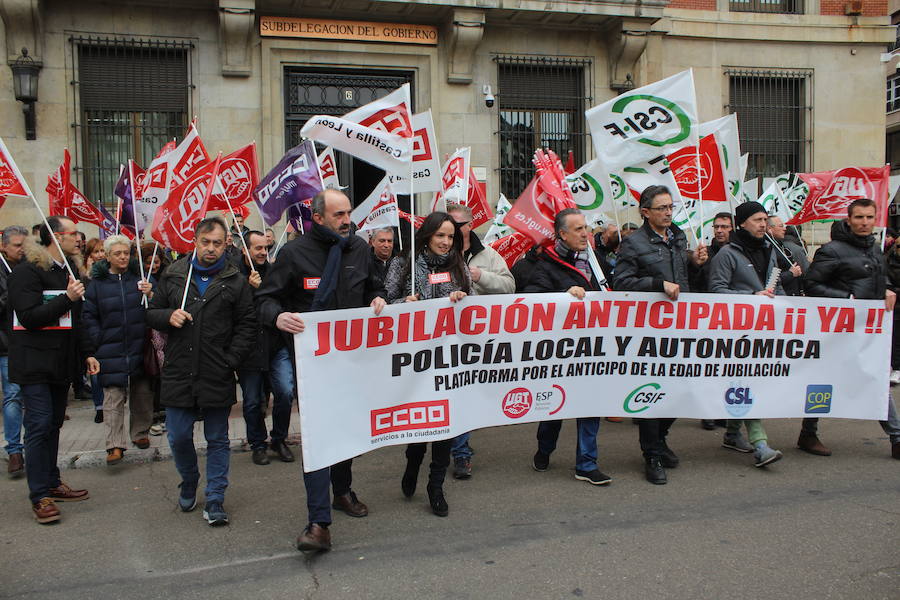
[
  {"x1": 888, "y1": 75, "x2": 900, "y2": 113},
  {"x1": 725, "y1": 68, "x2": 812, "y2": 180},
  {"x1": 730, "y1": 0, "x2": 804, "y2": 15},
  {"x1": 70, "y1": 36, "x2": 192, "y2": 210},
  {"x1": 494, "y1": 55, "x2": 591, "y2": 199}
]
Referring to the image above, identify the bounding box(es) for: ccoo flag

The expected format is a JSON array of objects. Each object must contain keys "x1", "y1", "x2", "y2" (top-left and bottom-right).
[
  {"x1": 253, "y1": 140, "x2": 323, "y2": 227},
  {"x1": 586, "y1": 70, "x2": 699, "y2": 170}
]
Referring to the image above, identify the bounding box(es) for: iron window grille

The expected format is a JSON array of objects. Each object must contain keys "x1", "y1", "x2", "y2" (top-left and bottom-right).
[
  {"x1": 888, "y1": 74, "x2": 900, "y2": 113},
  {"x1": 730, "y1": 0, "x2": 804, "y2": 15},
  {"x1": 725, "y1": 67, "x2": 813, "y2": 180},
  {"x1": 70, "y1": 36, "x2": 193, "y2": 211},
  {"x1": 494, "y1": 55, "x2": 592, "y2": 199}
]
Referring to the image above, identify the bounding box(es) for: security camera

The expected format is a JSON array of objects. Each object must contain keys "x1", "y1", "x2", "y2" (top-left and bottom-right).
[{"x1": 483, "y1": 84, "x2": 495, "y2": 108}]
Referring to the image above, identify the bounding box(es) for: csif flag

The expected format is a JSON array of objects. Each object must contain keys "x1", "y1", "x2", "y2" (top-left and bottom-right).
[
  {"x1": 151, "y1": 154, "x2": 223, "y2": 253},
  {"x1": 483, "y1": 194, "x2": 513, "y2": 243},
  {"x1": 253, "y1": 140, "x2": 323, "y2": 227},
  {"x1": 586, "y1": 70, "x2": 699, "y2": 170},
  {"x1": 565, "y1": 158, "x2": 616, "y2": 228},
  {"x1": 787, "y1": 166, "x2": 890, "y2": 226}
]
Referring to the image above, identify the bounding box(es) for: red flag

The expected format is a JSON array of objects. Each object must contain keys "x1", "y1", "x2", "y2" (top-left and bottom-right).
[
  {"x1": 504, "y1": 149, "x2": 577, "y2": 246},
  {"x1": 564, "y1": 151, "x2": 576, "y2": 175},
  {"x1": 0, "y1": 196, "x2": 6, "y2": 210},
  {"x1": 66, "y1": 186, "x2": 106, "y2": 226},
  {"x1": 667, "y1": 135, "x2": 728, "y2": 202},
  {"x1": 489, "y1": 232, "x2": 533, "y2": 268},
  {"x1": 465, "y1": 171, "x2": 492, "y2": 229},
  {"x1": 207, "y1": 143, "x2": 259, "y2": 212},
  {"x1": 398, "y1": 209, "x2": 425, "y2": 229},
  {"x1": 788, "y1": 165, "x2": 891, "y2": 227},
  {"x1": 151, "y1": 154, "x2": 223, "y2": 253},
  {"x1": 0, "y1": 140, "x2": 29, "y2": 197},
  {"x1": 47, "y1": 150, "x2": 71, "y2": 215}
]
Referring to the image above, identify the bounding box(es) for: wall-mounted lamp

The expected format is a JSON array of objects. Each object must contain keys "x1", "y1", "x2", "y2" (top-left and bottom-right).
[{"x1": 11, "y1": 48, "x2": 40, "y2": 140}]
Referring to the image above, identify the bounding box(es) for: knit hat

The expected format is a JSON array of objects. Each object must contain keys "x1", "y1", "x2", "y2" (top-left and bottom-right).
[{"x1": 735, "y1": 201, "x2": 767, "y2": 227}]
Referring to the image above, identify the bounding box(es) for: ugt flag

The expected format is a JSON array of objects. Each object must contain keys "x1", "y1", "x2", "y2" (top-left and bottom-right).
[
  {"x1": 787, "y1": 166, "x2": 890, "y2": 226},
  {"x1": 0, "y1": 138, "x2": 29, "y2": 197},
  {"x1": 586, "y1": 70, "x2": 699, "y2": 170},
  {"x1": 667, "y1": 134, "x2": 729, "y2": 203},
  {"x1": 47, "y1": 149, "x2": 72, "y2": 215},
  {"x1": 138, "y1": 126, "x2": 208, "y2": 232},
  {"x1": 207, "y1": 143, "x2": 259, "y2": 213},
  {"x1": 699, "y1": 113, "x2": 743, "y2": 203},
  {"x1": 254, "y1": 140, "x2": 323, "y2": 227},
  {"x1": 151, "y1": 154, "x2": 222, "y2": 253},
  {"x1": 301, "y1": 84, "x2": 412, "y2": 174},
  {"x1": 504, "y1": 149, "x2": 577, "y2": 247},
  {"x1": 351, "y1": 176, "x2": 399, "y2": 234}
]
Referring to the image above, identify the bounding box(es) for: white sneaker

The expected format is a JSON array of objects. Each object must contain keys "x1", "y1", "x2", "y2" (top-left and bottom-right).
[{"x1": 890, "y1": 370, "x2": 900, "y2": 386}]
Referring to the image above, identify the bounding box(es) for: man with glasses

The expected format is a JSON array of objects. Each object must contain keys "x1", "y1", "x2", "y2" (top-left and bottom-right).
[{"x1": 614, "y1": 185, "x2": 707, "y2": 484}]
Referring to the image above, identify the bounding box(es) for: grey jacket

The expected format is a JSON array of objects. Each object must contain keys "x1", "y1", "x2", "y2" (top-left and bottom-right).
[
  {"x1": 614, "y1": 221, "x2": 691, "y2": 292},
  {"x1": 708, "y1": 237, "x2": 784, "y2": 295}
]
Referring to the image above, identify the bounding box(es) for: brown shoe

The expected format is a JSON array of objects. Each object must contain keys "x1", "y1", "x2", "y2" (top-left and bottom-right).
[
  {"x1": 605, "y1": 417, "x2": 623, "y2": 423},
  {"x1": 106, "y1": 448, "x2": 124, "y2": 466},
  {"x1": 132, "y1": 438, "x2": 150, "y2": 450},
  {"x1": 49, "y1": 482, "x2": 89, "y2": 502},
  {"x1": 296, "y1": 523, "x2": 331, "y2": 553},
  {"x1": 7, "y1": 453, "x2": 24, "y2": 479},
  {"x1": 892, "y1": 441, "x2": 900, "y2": 460},
  {"x1": 32, "y1": 498, "x2": 60, "y2": 524},
  {"x1": 797, "y1": 433, "x2": 832, "y2": 456},
  {"x1": 331, "y1": 491, "x2": 368, "y2": 518}
]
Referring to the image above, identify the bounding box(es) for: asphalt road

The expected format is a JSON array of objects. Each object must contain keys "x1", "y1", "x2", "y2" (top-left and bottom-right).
[{"x1": 1, "y1": 417, "x2": 897, "y2": 600}]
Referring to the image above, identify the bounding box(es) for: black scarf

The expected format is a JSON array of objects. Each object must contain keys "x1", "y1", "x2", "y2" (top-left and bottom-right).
[
  {"x1": 735, "y1": 228, "x2": 771, "y2": 287},
  {"x1": 310, "y1": 224, "x2": 351, "y2": 311}
]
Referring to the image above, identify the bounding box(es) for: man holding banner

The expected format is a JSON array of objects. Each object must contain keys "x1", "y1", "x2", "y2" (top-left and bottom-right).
[{"x1": 256, "y1": 188, "x2": 387, "y2": 553}]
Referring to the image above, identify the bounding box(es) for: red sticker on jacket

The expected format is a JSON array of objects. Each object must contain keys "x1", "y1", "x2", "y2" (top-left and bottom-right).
[
  {"x1": 303, "y1": 277, "x2": 321, "y2": 290},
  {"x1": 428, "y1": 272, "x2": 451, "y2": 284}
]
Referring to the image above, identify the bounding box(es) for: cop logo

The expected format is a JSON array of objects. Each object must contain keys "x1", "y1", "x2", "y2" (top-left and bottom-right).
[
  {"x1": 724, "y1": 386, "x2": 753, "y2": 418},
  {"x1": 804, "y1": 385, "x2": 832, "y2": 414}
]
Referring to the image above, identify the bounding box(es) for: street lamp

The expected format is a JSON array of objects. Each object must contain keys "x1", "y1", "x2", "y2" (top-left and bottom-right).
[{"x1": 11, "y1": 47, "x2": 40, "y2": 140}]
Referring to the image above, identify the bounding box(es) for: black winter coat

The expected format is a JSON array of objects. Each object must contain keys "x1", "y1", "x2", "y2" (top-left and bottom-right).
[
  {"x1": 236, "y1": 258, "x2": 272, "y2": 372},
  {"x1": 256, "y1": 225, "x2": 385, "y2": 348},
  {"x1": 82, "y1": 259, "x2": 147, "y2": 388},
  {"x1": 806, "y1": 221, "x2": 888, "y2": 300},
  {"x1": 523, "y1": 247, "x2": 605, "y2": 293},
  {"x1": 145, "y1": 256, "x2": 257, "y2": 409},
  {"x1": 614, "y1": 221, "x2": 692, "y2": 292},
  {"x1": 0, "y1": 262, "x2": 11, "y2": 356},
  {"x1": 7, "y1": 244, "x2": 94, "y2": 385},
  {"x1": 511, "y1": 247, "x2": 542, "y2": 293}
]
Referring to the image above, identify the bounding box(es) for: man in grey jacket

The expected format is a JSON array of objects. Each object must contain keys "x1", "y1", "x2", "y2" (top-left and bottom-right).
[
  {"x1": 447, "y1": 203, "x2": 515, "y2": 479},
  {"x1": 708, "y1": 201, "x2": 784, "y2": 468}
]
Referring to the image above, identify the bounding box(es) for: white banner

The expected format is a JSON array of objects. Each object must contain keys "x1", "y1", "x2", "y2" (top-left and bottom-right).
[
  {"x1": 351, "y1": 176, "x2": 399, "y2": 233},
  {"x1": 387, "y1": 110, "x2": 442, "y2": 194},
  {"x1": 586, "y1": 70, "x2": 699, "y2": 170},
  {"x1": 301, "y1": 116, "x2": 411, "y2": 175},
  {"x1": 295, "y1": 292, "x2": 891, "y2": 471}
]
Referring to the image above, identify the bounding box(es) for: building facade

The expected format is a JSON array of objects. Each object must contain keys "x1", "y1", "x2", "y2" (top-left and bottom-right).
[{"x1": 0, "y1": 0, "x2": 893, "y2": 236}]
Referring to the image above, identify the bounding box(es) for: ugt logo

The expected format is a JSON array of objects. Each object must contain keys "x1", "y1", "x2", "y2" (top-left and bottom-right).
[
  {"x1": 724, "y1": 386, "x2": 753, "y2": 418},
  {"x1": 804, "y1": 385, "x2": 832, "y2": 414},
  {"x1": 603, "y1": 94, "x2": 692, "y2": 148}
]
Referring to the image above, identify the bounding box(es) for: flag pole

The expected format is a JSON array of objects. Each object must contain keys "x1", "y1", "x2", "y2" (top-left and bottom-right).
[
  {"x1": 115, "y1": 164, "x2": 124, "y2": 235},
  {"x1": 226, "y1": 198, "x2": 256, "y2": 273},
  {"x1": 128, "y1": 160, "x2": 146, "y2": 284},
  {"x1": 409, "y1": 152, "x2": 416, "y2": 295},
  {"x1": 273, "y1": 223, "x2": 290, "y2": 259},
  {"x1": 180, "y1": 250, "x2": 195, "y2": 310},
  {"x1": 0, "y1": 252, "x2": 10, "y2": 273},
  {"x1": 694, "y1": 152, "x2": 706, "y2": 248},
  {"x1": 148, "y1": 242, "x2": 159, "y2": 280}
]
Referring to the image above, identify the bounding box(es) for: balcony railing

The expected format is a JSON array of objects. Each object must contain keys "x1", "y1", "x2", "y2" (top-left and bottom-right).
[{"x1": 730, "y1": 0, "x2": 804, "y2": 14}]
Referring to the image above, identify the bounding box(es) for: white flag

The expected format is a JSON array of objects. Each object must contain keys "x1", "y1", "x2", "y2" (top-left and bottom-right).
[
  {"x1": 317, "y1": 147, "x2": 341, "y2": 189},
  {"x1": 586, "y1": 70, "x2": 699, "y2": 170},
  {"x1": 387, "y1": 110, "x2": 442, "y2": 194},
  {"x1": 433, "y1": 147, "x2": 470, "y2": 212},
  {"x1": 351, "y1": 176, "x2": 399, "y2": 234},
  {"x1": 757, "y1": 180, "x2": 794, "y2": 223},
  {"x1": 699, "y1": 113, "x2": 742, "y2": 203},
  {"x1": 483, "y1": 194, "x2": 513, "y2": 243},
  {"x1": 565, "y1": 158, "x2": 615, "y2": 227}
]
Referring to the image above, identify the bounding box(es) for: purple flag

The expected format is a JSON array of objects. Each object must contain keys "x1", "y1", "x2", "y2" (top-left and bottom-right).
[
  {"x1": 113, "y1": 167, "x2": 137, "y2": 229},
  {"x1": 286, "y1": 201, "x2": 313, "y2": 234},
  {"x1": 253, "y1": 140, "x2": 323, "y2": 226}
]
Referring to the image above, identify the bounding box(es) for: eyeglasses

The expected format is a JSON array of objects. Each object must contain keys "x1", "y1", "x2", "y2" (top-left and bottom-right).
[{"x1": 647, "y1": 205, "x2": 674, "y2": 213}]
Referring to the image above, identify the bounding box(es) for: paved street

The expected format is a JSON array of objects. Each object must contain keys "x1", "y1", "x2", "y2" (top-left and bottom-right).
[{"x1": 1, "y1": 402, "x2": 898, "y2": 600}]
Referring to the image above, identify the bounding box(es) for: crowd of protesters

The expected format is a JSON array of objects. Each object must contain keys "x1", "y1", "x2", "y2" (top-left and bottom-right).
[{"x1": 1, "y1": 186, "x2": 898, "y2": 552}]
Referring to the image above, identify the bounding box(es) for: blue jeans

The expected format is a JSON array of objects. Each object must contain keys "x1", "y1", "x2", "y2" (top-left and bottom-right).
[
  {"x1": 1, "y1": 356, "x2": 23, "y2": 456},
  {"x1": 20, "y1": 383, "x2": 68, "y2": 503},
  {"x1": 451, "y1": 432, "x2": 472, "y2": 460},
  {"x1": 166, "y1": 406, "x2": 231, "y2": 504},
  {"x1": 536, "y1": 417, "x2": 601, "y2": 472},
  {"x1": 238, "y1": 362, "x2": 293, "y2": 451}
]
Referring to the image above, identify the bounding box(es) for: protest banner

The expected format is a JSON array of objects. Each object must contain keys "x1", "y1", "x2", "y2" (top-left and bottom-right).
[{"x1": 294, "y1": 292, "x2": 890, "y2": 471}]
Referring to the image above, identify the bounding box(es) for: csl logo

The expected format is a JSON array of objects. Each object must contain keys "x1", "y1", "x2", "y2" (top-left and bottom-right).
[
  {"x1": 805, "y1": 385, "x2": 832, "y2": 414},
  {"x1": 502, "y1": 387, "x2": 533, "y2": 419},
  {"x1": 724, "y1": 386, "x2": 753, "y2": 418},
  {"x1": 603, "y1": 94, "x2": 693, "y2": 148},
  {"x1": 623, "y1": 383, "x2": 666, "y2": 414},
  {"x1": 370, "y1": 400, "x2": 449, "y2": 436}
]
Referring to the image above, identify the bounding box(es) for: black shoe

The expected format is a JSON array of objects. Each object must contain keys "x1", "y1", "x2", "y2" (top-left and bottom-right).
[
  {"x1": 644, "y1": 457, "x2": 667, "y2": 485},
  {"x1": 715, "y1": 419, "x2": 727, "y2": 428},
  {"x1": 402, "y1": 460, "x2": 420, "y2": 498},
  {"x1": 452, "y1": 457, "x2": 472, "y2": 480},
  {"x1": 251, "y1": 448, "x2": 270, "y2": 465},
  {"x1": 270, "y1": 440, "x2": 295, "y2": 463},
  {"x1": 701, "y1": 420, "x2": 716, "y2": 430},
  {"x1": 660, "y1": 444, "x2": 679, "y2": 468},
  {"x1": 426, "y1": 484, "x2": 448, "y2": 517},
  {"x1": 574, "y1": 468, "x2": 612, "y2": 485},
  {"x1": 532, "y1": 451, "x2": 550, "y2": 472},
  {"x1": 94, "y1": 410, "x2": 103, "y2": 424}
]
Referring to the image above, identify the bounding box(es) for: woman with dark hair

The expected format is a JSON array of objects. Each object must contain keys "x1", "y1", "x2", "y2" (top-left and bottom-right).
[
  {"x1": 384, "y1": 211, "x2": 473, "y2": 517},
  {"x1": 83, "y1": 238, "x2": 105, "y2": 278}
]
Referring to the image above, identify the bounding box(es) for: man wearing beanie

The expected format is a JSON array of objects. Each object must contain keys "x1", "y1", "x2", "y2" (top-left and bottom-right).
[{"x1": 708, "y1": 201, "x2": 784, "y2": 468}]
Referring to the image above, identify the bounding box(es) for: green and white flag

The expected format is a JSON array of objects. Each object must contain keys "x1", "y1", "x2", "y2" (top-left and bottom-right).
[
  {"x1": 483, "y1": 194, "x2": 513, "y2": 243},
  {"x1": 757, "y1": 180, "x2": 794, "y2": 223},
  {"x1": 565, "y1": 158, "x2": 615, "y2": 228},
  {"x1": 586, "y1": 70, "x2": 699, "y2": 170}
]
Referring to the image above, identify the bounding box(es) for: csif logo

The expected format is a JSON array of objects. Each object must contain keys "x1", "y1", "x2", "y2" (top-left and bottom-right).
[
  {"x1": 804, "y1": 385, "x2": 832, "y2": 414},
  {"x1": 723, "y1": 385, "x2": 753, "y2": 418},
  {"x1": 623, "y1": 383, "x2": 666, "y2": 414},
  {"x1": 603, "y1": 94, "x2": 693, "y2": 148},
  {"x1": 568, "y1": 173, "x2": 605, "y2": 211}
]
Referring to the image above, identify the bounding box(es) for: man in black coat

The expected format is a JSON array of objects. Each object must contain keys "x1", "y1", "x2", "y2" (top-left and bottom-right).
[
  {"x1": 368, "y1": 226, "x2": 394, "y2": 292},
  {"x1": 614, "y1": 185, "x2": 707, "y2": 485},
  {"x1": 1, "y1": 224, "x2": 28, "y2": 478},
  {"x1": 234, "y1": 230, "x2": 294, "y2": 466},
  {"x1": 8, "y1": 216, "x2": 97, "y2": 524},
  {"x1": 804, "y1": 199, "x2": 899, "y2": 460},
  {"x1": 524, "y1": 208, "x2": 612, "y2": 487},
  {"x1": 256, "y1": 188, "x2": 386, "y2": 553},
  {"x1": 146, "y1": 217, "x2": 257, "y2": 526}
]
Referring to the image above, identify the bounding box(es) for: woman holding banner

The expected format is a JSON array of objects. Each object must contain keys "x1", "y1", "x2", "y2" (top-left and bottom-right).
[{"x1": 384, "y1": 212, "x2": 474, "y2": 517}]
